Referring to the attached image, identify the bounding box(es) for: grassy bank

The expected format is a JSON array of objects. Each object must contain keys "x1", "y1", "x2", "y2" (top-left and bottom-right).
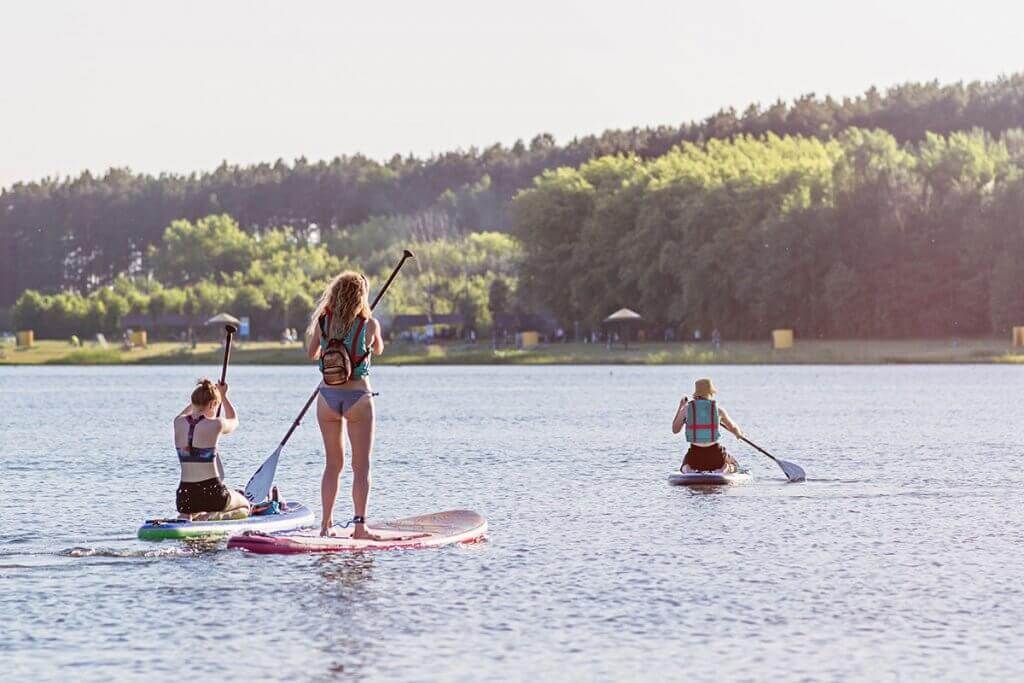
[{"x1": 3, "y1": 337, "x2": 1024, "y2": 366}]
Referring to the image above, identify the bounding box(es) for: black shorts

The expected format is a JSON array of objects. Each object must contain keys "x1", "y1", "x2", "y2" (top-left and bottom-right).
[
  {"x1": 176, "y1": 477, "x2": 232, "y2": 514},
  {"x1": 682, "y1": 443, "x2": 731, "y2": 471}
]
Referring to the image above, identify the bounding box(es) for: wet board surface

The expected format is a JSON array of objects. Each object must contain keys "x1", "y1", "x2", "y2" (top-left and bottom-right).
[
  {"x1": 227, "y1": 509, "x2": 487, "y2": 554},
  {"x1": 668, "y1": 471, "x2": 753, "y2": 486},
  {"x1": 138, "y1": 502, "x2": 315, "y2": 540}
]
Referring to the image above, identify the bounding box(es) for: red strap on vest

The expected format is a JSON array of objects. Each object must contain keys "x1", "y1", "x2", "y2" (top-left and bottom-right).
[{"x1": 688, "y1": 400, "x2": 718, "y2": 432}]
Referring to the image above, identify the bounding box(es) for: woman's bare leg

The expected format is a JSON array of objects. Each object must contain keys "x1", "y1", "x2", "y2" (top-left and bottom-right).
[
  {"x1": 725, "y1": 453, "x2": 739, "y2": 473},
  {"x1": 223, "y1": 489, "x2": 251, "y2": 513},
  {"x1": 345, "y1": 396, "x2": 379, "y2": 540},
  {"x1": 317, "y1": 396, "x2": 346, "y2": 535}
]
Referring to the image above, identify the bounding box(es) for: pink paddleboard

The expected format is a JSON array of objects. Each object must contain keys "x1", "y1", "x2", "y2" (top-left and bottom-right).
[{"x1": 227, "y1": 509, "x2": 487, "y2": 554}]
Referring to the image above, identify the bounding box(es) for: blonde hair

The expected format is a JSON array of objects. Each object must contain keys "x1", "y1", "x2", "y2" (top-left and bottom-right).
[
  {"x1": 306, "y1": 271, "x2": 371, "y2": 341},
  {"x1": 191, "y1": 378, "x2": 221, "y2": 407}
]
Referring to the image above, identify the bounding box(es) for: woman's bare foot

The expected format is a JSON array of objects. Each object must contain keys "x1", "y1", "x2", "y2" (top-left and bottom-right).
[
  {"x1": 351, "y1": 523, "x2": 387, "y2": 542},
  {"x1": 320, "y1": 520, "x2": 336, "y2": 537}
]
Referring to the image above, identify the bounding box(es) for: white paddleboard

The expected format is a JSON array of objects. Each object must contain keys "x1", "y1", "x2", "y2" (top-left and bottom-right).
[
  {"x1": 227, "y1": 509, "x2": 487, "y2": 554},
  {"x1": 138, "y1": 502, "x2": 314, "y2": 540},
  {"x1": 668, "y1": 471, "x2": 753, "y2": 486}
]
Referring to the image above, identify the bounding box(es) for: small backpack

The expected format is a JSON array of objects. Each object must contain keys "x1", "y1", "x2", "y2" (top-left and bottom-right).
[{"x1": 318, "y1": 312, "x2": 368, "y2": 385}]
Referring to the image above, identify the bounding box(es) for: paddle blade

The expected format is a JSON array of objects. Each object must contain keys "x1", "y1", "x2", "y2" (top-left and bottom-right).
[
  {"x1": 778, "y1": 459, "x2": 806, "y2": 483},
  {"x1": 244, "y1": 446, "x2": 282, "y2": 503}
]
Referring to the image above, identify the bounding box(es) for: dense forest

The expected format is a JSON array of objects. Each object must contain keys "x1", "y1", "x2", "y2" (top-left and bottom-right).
[
  {"x1": 5, "y1": 73, "x2": 1024, "y2": 338},
  {"x1": 10, "y1": 215, "x2": 519, "y2": 339},
  {"x1": 512, "y1": 128, "x2": 1024, "y2": 338}
]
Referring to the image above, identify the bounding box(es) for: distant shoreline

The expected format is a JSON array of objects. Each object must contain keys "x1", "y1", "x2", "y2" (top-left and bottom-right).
[{"x1": 3, "y1": 338, "x2": 1024, "y2": 366}]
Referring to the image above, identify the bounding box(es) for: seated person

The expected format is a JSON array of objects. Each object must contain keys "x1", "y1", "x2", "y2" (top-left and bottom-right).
[
  {"x1": 173, "y1": 379, "x2": 250, "y2": 518},
  {"x1": 672, "y1": 378, "x2": 743, "y2": 472}
]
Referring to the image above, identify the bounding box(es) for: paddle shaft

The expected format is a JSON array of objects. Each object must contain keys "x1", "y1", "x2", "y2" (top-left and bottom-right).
[
  {"x1": 278, "y1": 388, "x2": 319, "y2": 448},
  {"x1": 275, "y1": 250, "x2": 415, "y2": 450},
  {"x1": 369, "y1": 249, "x2": 414, "y2": 309},
  {"x1": 216, "y1": 324, "x2": 237, "y2": 418},
  {"x1": 738, "y1": 434, "x2": 779, "y2": 463}
]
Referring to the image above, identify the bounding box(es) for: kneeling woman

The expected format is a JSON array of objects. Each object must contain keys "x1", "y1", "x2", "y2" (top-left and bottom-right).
[
  {"x1": 307, "y1": 272, "x2": 384, "y2": 539},
  {"x1": 672, "y1": 378, "x2": 743, "y2": 472},
  {"x1": 174, "y1": 379, "x2": 251, "y2": 517}
]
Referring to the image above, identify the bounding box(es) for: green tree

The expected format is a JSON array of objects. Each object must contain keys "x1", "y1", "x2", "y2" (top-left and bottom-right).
[{"x1": 149, "y1": 214, "x2": 255, "y2": 286}]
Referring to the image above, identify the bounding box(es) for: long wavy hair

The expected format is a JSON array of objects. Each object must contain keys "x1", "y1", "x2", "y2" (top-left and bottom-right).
[{"x1": 307, "y1": 271, "x2": 371, "y2": 342}]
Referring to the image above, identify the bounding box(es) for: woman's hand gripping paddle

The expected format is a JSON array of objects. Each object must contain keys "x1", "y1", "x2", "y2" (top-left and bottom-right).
[
  {"x1": 216, "y1": 324, "x2": 237, "y2": 418},
  {"x1": 243, "y1": 250, "x2": 415, "y2": 504},
  {"x1": 738, "y1": 435, "x2": 806, "y2": 482}
]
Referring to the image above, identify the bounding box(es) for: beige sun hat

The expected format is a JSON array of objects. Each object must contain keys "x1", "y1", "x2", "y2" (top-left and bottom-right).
[{"x1": 693, "y1": 378, "x2": 717, "y2": 398}]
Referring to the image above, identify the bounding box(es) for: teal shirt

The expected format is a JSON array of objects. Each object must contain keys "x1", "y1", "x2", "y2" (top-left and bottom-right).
[
  {"x1": 343, "y1": 319, "x2": 371, "y2": 379},
  {"x1": 318, "y1": 315, "x2": 372, "y2": 379}
]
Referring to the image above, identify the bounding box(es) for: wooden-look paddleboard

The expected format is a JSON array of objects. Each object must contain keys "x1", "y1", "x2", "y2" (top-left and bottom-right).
[{"x1": 227, "y1": 509, "x2": 487, "y2": 554}]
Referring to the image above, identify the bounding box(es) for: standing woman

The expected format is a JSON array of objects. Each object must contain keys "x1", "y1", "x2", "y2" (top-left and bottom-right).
[{"x1": 306, "y1": 272, "x2": 385, "y2": 539}]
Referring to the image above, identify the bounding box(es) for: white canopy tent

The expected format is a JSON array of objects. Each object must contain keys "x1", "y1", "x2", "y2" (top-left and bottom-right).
[
  {"x1": 602, "y1": 308, "x2": 642, "y2": 349},
  {"x1": 205, "y1": 313, "x2": 241, "y2": 326}
]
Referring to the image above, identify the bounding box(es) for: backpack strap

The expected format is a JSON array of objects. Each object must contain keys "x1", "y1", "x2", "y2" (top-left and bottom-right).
[{"x1": 348, "y1": 318, "x2": 369, "y2": 366}]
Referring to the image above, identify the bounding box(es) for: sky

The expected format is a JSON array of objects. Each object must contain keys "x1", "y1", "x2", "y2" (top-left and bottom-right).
[{"x1": 1, "y1": 0, "x2": 1022, "y2": 189}]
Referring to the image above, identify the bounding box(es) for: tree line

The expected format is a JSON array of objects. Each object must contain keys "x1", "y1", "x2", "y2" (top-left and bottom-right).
[
  {"x1": 511, "y1": 127, "x2": 1024, "y2": 339},
  {"x1": 5, "y1": 73, "x2": 1024, "y2": 309},
  {"x1": 11, "y1": 214, "x2": 520, "y2": 339}
]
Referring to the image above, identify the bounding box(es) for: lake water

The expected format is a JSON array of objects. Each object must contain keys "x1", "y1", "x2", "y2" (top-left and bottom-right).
[{"x1": 2, "y1": 364, "x2": 1022, "y2": 681}]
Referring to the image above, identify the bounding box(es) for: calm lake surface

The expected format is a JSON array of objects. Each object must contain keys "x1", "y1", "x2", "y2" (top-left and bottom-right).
[{"x1": 2, "y1": 364, "x2": 1022, "y2": 681}]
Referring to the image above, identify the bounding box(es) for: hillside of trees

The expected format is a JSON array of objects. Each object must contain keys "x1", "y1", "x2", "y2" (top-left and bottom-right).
[
  {"x1": 512, "y1": 128, "x2": 1024, "y2": 339},
  {"x1": 5, "y1": 73, "x2": 1024, "y2": 339},
  {"x1": 10, "y1": 215, "x2": 519, "y2": 339},
  {"x1": 4, "y1": 75, "x2": 1024, "y2": 301}
]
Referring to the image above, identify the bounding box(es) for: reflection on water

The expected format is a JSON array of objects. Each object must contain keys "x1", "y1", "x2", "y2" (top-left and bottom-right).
[
  {"x1": 2, "y1": 364, "x2": 1024, "y2": 680},
  {"x1": 317, "y1": 553, "x2": 375, "y2": 588}
]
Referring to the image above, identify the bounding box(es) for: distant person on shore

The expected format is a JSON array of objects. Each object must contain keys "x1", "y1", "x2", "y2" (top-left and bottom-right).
[
  {"x1": 306, "y1": 271, "x2": 385, "y2": 539},
  {"x1": 672, "y1": 378, "x2": 743, "y2": 472},
  {"x1": 173, "y1": 379, "x2": 250, "y2": 518}
]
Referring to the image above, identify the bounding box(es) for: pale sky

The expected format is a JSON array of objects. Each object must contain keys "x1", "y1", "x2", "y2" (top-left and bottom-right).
[{"x1": 2, "y1": 0, "x2": 1022, "y2": 189}]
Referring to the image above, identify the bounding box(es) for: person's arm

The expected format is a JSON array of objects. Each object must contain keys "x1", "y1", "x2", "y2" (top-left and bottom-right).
[
  {"x1": 672, "y1": 397, "x2": 688, "y2": 434},
  {"x1": 719, "y1": 407, "x2": 743, "y2": 439},
  {"x1": 217, "y1": 382, "x2": 239, "y2": 434},
  {"x1": 307, "y1": 327, "x2": 321, "y2": 360},
  {"x1": 368, "y1": 318, "x2": 384, "y2": 356}
]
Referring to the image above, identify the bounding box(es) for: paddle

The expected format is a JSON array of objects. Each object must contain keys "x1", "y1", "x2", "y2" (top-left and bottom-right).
[
  {"x1": 737, "y1": 434, "x2": 805, "y2": 482},
  {"x1": 243, "y1": 250, "x2": 416, "y2": 503},
  {"x1": 216, "y1": 324, "x2": 237, "y2": 418}
]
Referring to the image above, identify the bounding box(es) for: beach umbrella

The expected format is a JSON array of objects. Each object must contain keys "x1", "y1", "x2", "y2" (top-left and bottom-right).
[
  {"x1": 602, "y1": 308, "x2": 642, "y2": 349},
  {"x1": 205, "y1": 313, "x2": 241, "y2": 326}
]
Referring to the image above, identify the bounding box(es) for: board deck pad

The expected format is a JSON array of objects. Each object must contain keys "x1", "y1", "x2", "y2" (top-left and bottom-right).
[
  {"x1": 227, "y1": 509, "x2": 487, "y2": 553},
  {"x1": 668, "y1": 471, "x2": 753, "y2": 486},
  {"x1": 138, "y1": 502, "x2": 315, "y2": 540}
]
